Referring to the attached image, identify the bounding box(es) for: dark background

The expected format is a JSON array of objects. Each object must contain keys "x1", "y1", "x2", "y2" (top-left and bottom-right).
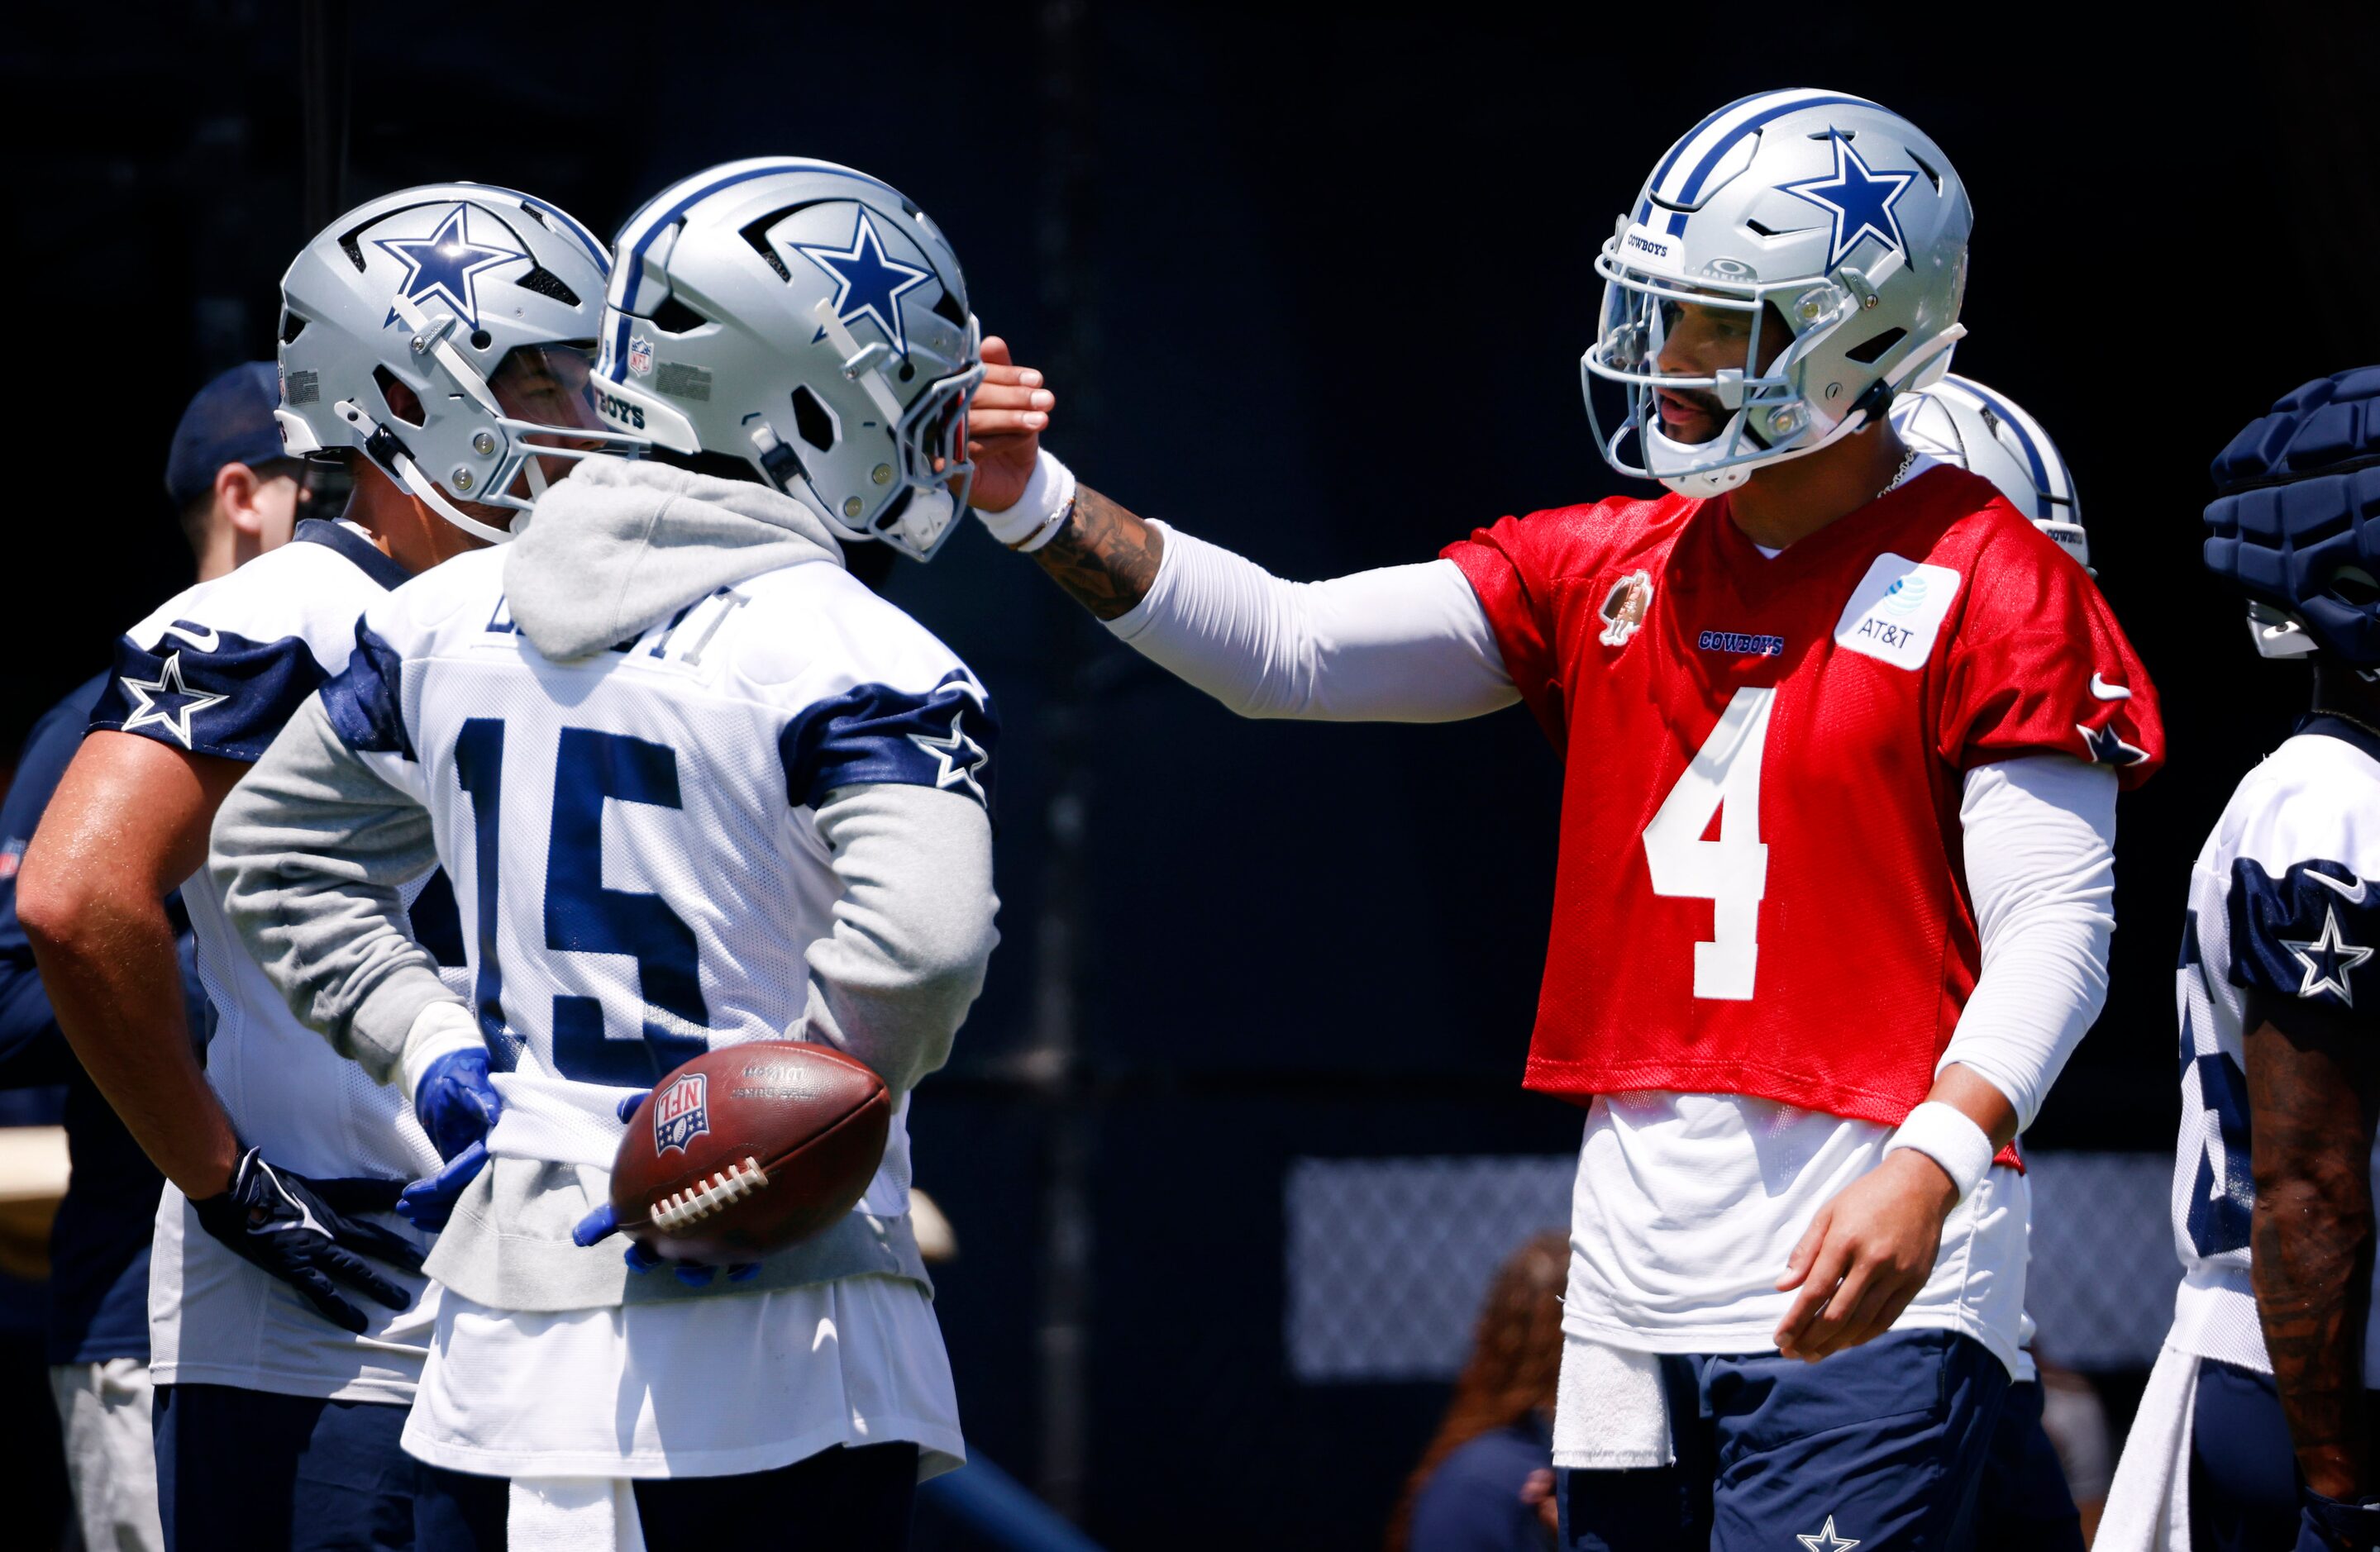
[{"x1": 8, "y1": 2, "x2": 2379, "y2": 1544}]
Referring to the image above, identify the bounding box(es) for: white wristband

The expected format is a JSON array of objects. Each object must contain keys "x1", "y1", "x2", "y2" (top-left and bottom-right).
[
  {"x1": 399, "y1": 1001, "x2": 484, "y2": 1104},
  {"x1": 1882, "y1": 1101, "x2": 1996, "y2": 1204},
  {"x1": 974, "y1": 449, "x2": 1076, "y2": 552}
]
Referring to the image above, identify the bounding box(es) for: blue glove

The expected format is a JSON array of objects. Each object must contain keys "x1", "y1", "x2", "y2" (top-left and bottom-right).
[
  {"x1": 575, "y1": 1088, "x2": 758, "y2": 1287},
  {"x1": 2300, "y1": 1490, "x2": 2380, "y2": 1552},
  {"x1": 397, "y1": 1048, "x2": 503, "y2": 1231},
  {"x1": 191, "y1": 1148, "x2": 422, "y2": 1333}
]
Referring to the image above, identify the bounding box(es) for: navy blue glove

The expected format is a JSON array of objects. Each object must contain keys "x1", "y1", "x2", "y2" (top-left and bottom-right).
[
  {"x1": 575, "y1": 1089, "x2": 759, "y2": 1287},
  {"x1": 191, "y1": 1148, "x2": 422, "y2": 1334},
  {"x1": 398, "y1": 1047, "x2": 503, "y2": 1231},
  {"x1": 2300, "y1": 1490, "x2": 2380, "y2": 1552}
]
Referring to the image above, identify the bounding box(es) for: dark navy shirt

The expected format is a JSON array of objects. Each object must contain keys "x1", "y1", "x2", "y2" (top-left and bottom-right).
[
  {"x1": 0, "y1": 673, "x2": 188, "y2": 1364},
  {"x1": 1409, "y1": 1417, "x2": 1555, "y2": 1552}
]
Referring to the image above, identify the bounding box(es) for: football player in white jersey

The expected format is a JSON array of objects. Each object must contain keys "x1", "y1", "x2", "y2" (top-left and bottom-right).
[
  {"x1": 2101, "y1": 370, "x2": 2380, "y2": 1552},
  {"x1": 17, "y1": 183, "x2": 622, "y2": 1551},
  {"x1": 209, "y1": 159, "x2": 1026, "y2": 1550}
]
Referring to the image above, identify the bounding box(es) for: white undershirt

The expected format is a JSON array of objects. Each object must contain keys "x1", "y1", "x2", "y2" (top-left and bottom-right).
[{"x1": 1105, "y1": 521, "x2": 2120, "y2": 1364}]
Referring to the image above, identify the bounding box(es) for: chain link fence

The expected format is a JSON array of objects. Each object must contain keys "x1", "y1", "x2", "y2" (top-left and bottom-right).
[{"x1": 1285, "y1": 1150, "x2": 2179, "y2": 1383}]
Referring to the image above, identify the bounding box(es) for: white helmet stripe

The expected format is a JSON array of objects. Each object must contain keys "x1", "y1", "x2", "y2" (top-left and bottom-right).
[
  {"x1": 1649, "y1": 88, "x2": 1880, "y2": 210},
  {"x1": 605, "y1": 158, "x2": 914, "y2": 378}
]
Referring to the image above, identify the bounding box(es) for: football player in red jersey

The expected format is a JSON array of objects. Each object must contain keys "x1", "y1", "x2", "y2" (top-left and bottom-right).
[{"x1": 962, "y1": 88, "x2": 2161, "y2": 1548}]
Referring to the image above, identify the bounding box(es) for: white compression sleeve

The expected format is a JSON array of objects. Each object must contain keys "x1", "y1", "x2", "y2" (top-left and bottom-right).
[
  {"x1": 1101, "y1": 521, "x2": 1519, "y2": 722},
  {"x1": 1939, "y1": 755, "x2": 2120, "y2": 1131}
]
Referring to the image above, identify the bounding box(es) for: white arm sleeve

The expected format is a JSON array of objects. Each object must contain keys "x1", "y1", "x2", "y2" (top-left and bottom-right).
[
  {"x1": 1939, "y1": 755, "x2": 2120, "y2": 1131},
  {"x1": 1102, "y1": 521, "x2": 1519, "y2": 722}
]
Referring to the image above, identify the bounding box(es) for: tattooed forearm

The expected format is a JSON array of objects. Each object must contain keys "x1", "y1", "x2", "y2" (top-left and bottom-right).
[
  {"x1": 2247, "y1": 1011, "x2": 2380, "y2": 1498},
  {"x1": 1033, "y1": 485, "x2": 1165, "y2": 621}
]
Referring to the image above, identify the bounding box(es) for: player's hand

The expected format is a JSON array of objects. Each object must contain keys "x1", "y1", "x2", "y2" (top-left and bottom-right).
[
  {"x1": 1771, "y1": 1149, "x2": 1958, "y2": 1362},
  {"x1": 573, "y1": 1091, "x2": 759, "y2": 1287},
  {"x1": 191, "y1": 1148, "x2": 422, "y2": 1334},
  {"x1": 396, "y1": 1047, "x2": 504, "y2": 1231},
  {"x1": 965, "y1": 336, "x2": 1053, "y2": 514}
]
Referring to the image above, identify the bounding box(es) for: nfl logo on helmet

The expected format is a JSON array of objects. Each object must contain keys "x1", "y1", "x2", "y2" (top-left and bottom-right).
[
  {"x1": 652, "y1": 1073, "x2": 709, "y2": 1155},
  {"x1": 627, "y1": 334, "x2": 655, "y2": 376}
]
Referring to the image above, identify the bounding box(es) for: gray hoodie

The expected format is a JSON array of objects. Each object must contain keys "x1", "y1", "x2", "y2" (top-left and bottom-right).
[{"x1": 210, "y1": 459, "x2": 998, "y2": 1312}]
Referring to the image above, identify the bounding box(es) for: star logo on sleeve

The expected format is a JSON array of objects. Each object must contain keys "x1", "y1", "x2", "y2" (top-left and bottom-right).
[
  {"x1": 1780, "y1": 133, "x2": 1917, "y2": 269},
  {"x1": 374, "y1": 205, "x2": 522, "y2": 329},
  {"x1": 2281, "y1": 906, "x2": 2374, "y2": 1006},
  {"x1": 1796, "y1": 1517, "x2": 1861, "y2": 1552},
  {"x1": 792, "y1": 209, "x2": 932, "y2": 357},
  {"x1": 909, "y1": 707, "x2": 989, "y2": 804},
  {"x1": 2076, "y1": 721, "x2": 2149, "y2": 767},
  {"x1": 119, "y1": 651, "x2": 227, "y2": 749}
]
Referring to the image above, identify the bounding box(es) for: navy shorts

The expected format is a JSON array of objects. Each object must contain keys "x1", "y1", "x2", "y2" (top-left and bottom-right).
[
  {"x1": 1557, "y1": 1329, "x2": 2010, "y2": 1552},
  {"x1": 1974, "y1": 1379, "x2": 2083, "y2": 1552},
  {"x1": 414, "y1": 1442, "x2": 919, "y2": 1552},
  {"x1": 154, "y1": 1382, "x2": 423, "y2": 1552},
  {"x1": 2189, "y1": 1359, "x2": 2301, "y2": 1552}
]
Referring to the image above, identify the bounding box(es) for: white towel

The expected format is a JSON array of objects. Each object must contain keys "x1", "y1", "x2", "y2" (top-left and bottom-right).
[
  {"x1": 508, "y1": 1478, "x2": 647, "y2": 1552},
  {"x1": 2096, "y1": 1340, "x2": 2199, "y2": 1552},
  {"x1": 1551, "y1": 1331, "x2": 1676, "y2": 1469}
]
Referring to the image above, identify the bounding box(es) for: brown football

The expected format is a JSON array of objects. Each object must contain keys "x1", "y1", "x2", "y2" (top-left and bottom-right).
[{"x1": 608, "y1": 1041, "x2": 890, "y2": 1264}]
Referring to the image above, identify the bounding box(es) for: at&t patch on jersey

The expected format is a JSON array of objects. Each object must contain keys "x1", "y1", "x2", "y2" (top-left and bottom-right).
[
  {"x1": 653, "y1": 1073, "x2": 709, "y2": 1156},
  {"x1": 1834, "y1": 555, "x2": 1962, "y2": 671}
]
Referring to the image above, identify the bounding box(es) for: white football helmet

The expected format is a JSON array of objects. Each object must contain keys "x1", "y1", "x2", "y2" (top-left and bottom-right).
[
  {"x1": 276, "y1": 184, "x2": 637, "y2": 543},
  {"x1": 1891, "y1": 375, "x2": 2088, "y2": 572},
  {"x1": 591, "y1": 158, "x2": 982, "y2": 562},
  {"x1": 1584, "y1": 90, "x2": 1973, "y2": 497}
]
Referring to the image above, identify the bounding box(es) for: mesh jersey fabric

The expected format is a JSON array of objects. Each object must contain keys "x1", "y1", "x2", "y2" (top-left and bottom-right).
[
  {"x1": 91, "y1": 520, "x2": 457, "y2": 1402},
  {"x1": 2166, "y1": 716, "x2": 2380, "y2": 1379},
  {"x1": 1440, "y1": 464, "x2": 2162, "y2": 1132}
]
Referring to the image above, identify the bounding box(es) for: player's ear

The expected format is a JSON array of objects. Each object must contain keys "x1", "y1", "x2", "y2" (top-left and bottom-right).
[{"x1": 215, "y1": 462, "x2": 266, "y2": 539}]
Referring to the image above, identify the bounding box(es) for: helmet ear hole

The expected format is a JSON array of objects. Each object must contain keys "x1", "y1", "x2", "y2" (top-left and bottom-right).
[
  {"x1": 650, "y1": 296, "x2": 710, "y2": 335},
  {"x1": 373, "y1": 366, "x2": 426, "y2": 427}
]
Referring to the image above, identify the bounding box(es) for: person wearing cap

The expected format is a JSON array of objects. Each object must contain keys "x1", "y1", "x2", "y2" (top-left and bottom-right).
[{"x1": 0, "y1": 360, "x2": 318, "y2": 1552}]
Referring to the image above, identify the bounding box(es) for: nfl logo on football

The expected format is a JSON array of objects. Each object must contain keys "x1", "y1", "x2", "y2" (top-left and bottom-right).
[
  {"x1": 652, "y1": 1073, "x2": 709, "y2": 1155},
  {"x1": 627, "y1": 334, "x2": 655, "y2": 376}
]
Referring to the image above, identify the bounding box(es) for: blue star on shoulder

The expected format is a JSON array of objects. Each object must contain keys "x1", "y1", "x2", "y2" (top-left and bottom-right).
[
  {"x1": 119, "y1": 651, "x2": 227, "y2": 750},
  {"x1": 2076, "y1": 721, "x2": 2149, "y2": 767},
  {"x1": 793, "y1": 210, "x2": 932, "y2": 357},
  {"x1": 909, "y1": 707, "x2": 989, "y2": 805},
  {"x1": 374, "y1": 205, "x2": 523, "y2": 330},
  {"x1": 2281, "y1": 907, "x2": 2375, "y2": 1007},
  {"x1": 1780, "y1": 133, "x2": 1917, "y2": 270}
]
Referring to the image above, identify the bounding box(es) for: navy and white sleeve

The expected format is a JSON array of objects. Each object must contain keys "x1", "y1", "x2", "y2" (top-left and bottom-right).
[
  {"x1": 778, "y1": 669, "x2": 999, "y2": 816},
  {"x1": 2228, "y1": 855, "x2": 2380, "y2": 1012},
  {"x1": 88, "y1": 620, "x2": 328, "y2": 763}
]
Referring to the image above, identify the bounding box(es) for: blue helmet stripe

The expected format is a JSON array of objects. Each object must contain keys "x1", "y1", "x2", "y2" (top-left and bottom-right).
[
  {"x1": 1953, "y1": 378, "x2": 2057, "y2": 518},
  {"x1": 1669, "y1": 93, "x2": 1877, "y2": 207},
  {"x1": 468, "y1": 183, "x2": 611, "y2": 277},
  {"x1": 1646, "y1": 92, "x2": 1770, "y2": 193},
  {"x1": 605, "y1": 159, "x2": 914, "y2": 375}
]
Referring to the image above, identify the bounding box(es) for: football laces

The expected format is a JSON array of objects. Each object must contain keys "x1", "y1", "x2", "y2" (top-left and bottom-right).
[{"x1": 648, "y1": 1156, "x2": 770, "y2": 1234}]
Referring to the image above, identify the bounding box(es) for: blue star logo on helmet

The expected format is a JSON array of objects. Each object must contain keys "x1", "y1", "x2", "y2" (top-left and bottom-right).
[
  {"x1": 1779, "y1": 134, "x2": 1917, "y2": 270},
  {"x1": 374, "y1": 205, "x2": 523, "y2": 330},
  {"x1": 794, "y1": 209, "x2": 932, "y2": 357}
]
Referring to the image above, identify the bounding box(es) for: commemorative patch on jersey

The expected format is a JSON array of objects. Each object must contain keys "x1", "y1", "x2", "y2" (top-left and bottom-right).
[
  {"x1": 1599, "y1": 570, "x2": 1654, "y2": 648},
  {"x1": 1832, "y1": 555, "x2": 1962, "y2": 671},
  {"x1": 652, "y1": 1072, "x2": 710, "y2": 1155}
]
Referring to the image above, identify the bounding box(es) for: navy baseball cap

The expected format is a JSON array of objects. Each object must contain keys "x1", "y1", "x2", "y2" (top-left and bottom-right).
[{"x1": 164, "y1": 362, "x2": 289, "y2": 509}]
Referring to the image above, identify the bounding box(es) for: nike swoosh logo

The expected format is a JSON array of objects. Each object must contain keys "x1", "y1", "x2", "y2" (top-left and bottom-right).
[
  {"x1": 162, "y1": 621, "x2": 220, "y2": 653},
  {"x1": 2310, "y1": 869, "x2": 2370, "y2": 905},
  {"x1": 2089, "y1": 674, "x2": 2131, "y2": 702}
]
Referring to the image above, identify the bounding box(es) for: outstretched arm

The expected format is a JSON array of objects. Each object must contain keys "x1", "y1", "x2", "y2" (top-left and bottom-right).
[
  {"x1": 2247, "y1": 993, "x2": 2378, "y2": 1502},
  {"x1": 966, "y1": 340, "x2": 1517, "y2": 724}
]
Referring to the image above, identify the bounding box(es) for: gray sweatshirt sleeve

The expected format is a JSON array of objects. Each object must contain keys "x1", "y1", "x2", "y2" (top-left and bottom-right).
[
  {"x1": 800, "y1": 781, "x2": 999, "y2": 1097},
  {"x1": 208, "y1": 693, "x2": 459, "y2": 1085}
]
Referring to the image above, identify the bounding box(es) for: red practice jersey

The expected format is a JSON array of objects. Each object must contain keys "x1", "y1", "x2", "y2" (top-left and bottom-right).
[{"x1": 1443, "y1": 464, "x2": 2162, "y2": 1135}]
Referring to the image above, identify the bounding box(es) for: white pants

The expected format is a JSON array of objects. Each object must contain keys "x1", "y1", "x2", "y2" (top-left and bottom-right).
[{"x1": 49, "y1": 1357, "x2": 165, "y2": 1552}]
